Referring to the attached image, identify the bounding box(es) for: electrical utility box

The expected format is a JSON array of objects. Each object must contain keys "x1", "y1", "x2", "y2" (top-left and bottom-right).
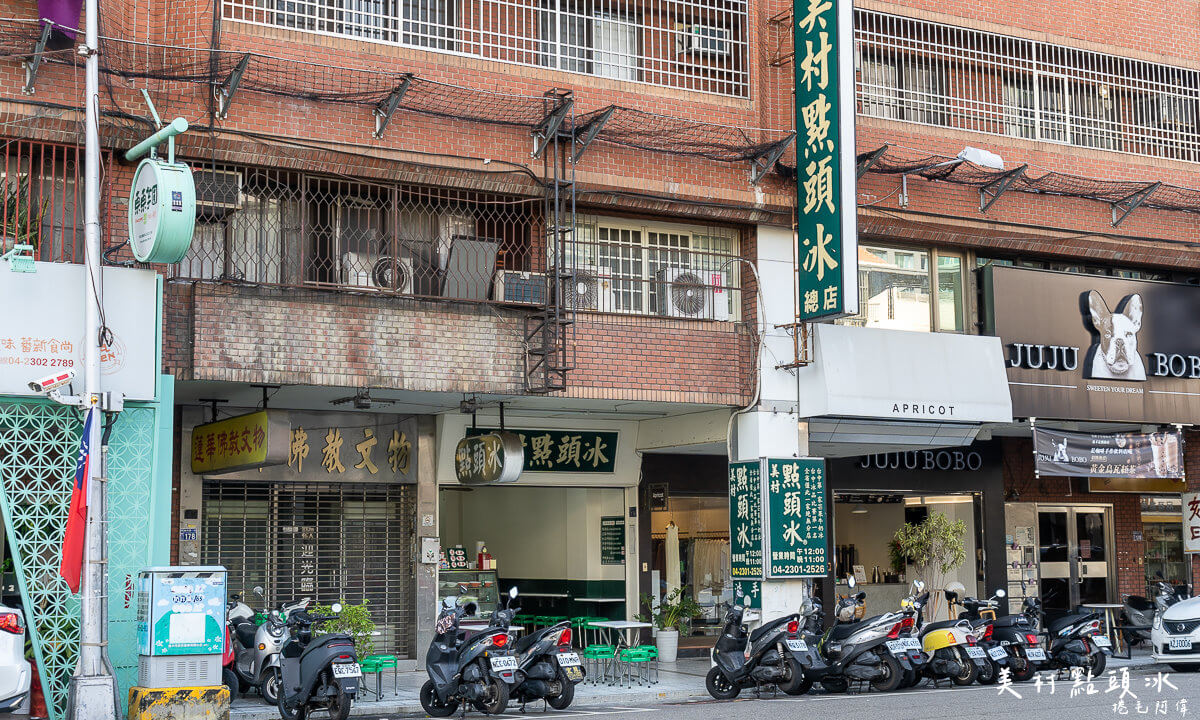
[{"x1": 135, "y1": 566, "x2": 227, "y2": 687}]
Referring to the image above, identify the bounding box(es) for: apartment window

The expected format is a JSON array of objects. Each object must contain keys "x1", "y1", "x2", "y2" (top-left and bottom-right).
[
  {"x1": 538, "y1": 2, "x2": 638, "y2": 80},
  {"x1": 402, "y1": 0, "x2": 455, "y2": 49},
  {"x1": 570, "y1": 217, "x2": 739, "y2": 319},
  {"x1": 857, "y1": 52, "x2": 946, "y2": 125},
  {"x1": 839, "y1": 244, "x2": 965, "y2": 333}
]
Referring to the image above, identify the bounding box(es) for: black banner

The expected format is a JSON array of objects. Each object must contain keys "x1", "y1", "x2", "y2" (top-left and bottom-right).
[{"x1": 1033, "y1": 427, "x2": 1183, "y2": 478}]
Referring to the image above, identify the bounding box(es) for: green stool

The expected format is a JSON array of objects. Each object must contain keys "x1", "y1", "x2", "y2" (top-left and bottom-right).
[
  {"x1": 634, "y1": 645, "x2": 660, "y2": 683},
  {"x1": 582, "y1": 644, "x2": 615, "y2": 685},
  {"x1": 365, "y1": 654, "x2": 399, "y2": 697},
  {"x1": 618, "y1": 647, "x2": 654, "y2": 687},
  {"x1": 358, "y1": 656, "x2": 383, "y2": 700}
]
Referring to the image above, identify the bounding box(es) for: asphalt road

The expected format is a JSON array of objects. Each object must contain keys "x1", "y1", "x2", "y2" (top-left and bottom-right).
[{"x1": 391, "y1": 666, "x2": 1199, "y2": 720}]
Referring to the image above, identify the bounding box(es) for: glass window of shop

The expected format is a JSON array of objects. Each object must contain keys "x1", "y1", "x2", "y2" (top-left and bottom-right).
[
  {"x1": 977, "y1": 256, "x2": 1176, "y2": 282},
  {"x1": 832, "y1": 493, "x2": 981, "y2": 621},
  {"x1": 649, "y1": 496, "x2": 730, "y2": 639},
  {"x1": 1141, "y1": 496, "x2": 1187, "y2": 592},
  {"x1": 838, "y1": 245, "x2": 967, "y2": 333}
]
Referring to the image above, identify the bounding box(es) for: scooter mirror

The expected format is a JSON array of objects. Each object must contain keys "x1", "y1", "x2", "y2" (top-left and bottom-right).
[
  {"x1": 847, "y1": 575, "x2": 856, "y2": 588},
  {"x1": 509, "y1": 586, "x2": 519, "y2": 600},
  {"x1": 914, "y1": 580, "x2": 925, "y2": 592},
  {"x1": 253, "y1": 586, "x2": 264, "y2": 596},
  {"x1": 995, "y1": 589, "x2": 1007, "y2": 599},
  {"x1": 331, "y1": 603, "x2": 343, "y2": 614},
  {"x1": 801, "y1": 598, "x2": 814, "y2": 615}
]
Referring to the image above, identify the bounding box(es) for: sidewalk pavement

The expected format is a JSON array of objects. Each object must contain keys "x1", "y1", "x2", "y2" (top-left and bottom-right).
[{"x1": 229, "y1": 649, "x2": 1161, "y2": 720}]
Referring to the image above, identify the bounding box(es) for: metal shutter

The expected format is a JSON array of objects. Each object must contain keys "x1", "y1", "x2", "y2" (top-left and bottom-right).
[{"x1": 201, "y1": 480, "x2": 417, "y2": 658}]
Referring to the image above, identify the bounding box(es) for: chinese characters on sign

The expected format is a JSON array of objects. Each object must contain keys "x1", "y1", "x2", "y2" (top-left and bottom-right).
[
  {"x1": 468, "y1": 428, "x2": 618, "y2": 473},
  {"x1": 1183, "y1": 492, "x2": 1200, "y2": 554},
  {"x1": 794, "y1": 0, "x2": 857, "y2": 321},
  {"x1": 600, "y1": 516, "x2": 626, "y2": 565},
  {"x1": 728, "y1": 461, "x2": 763, "y2": 579},
  {"x1": 734, "y1": 579, "x2": 762, "y2": 610},
  {"x1": 763, "y1": 458, "x2": 829, "y2": 578},
  {"x1": 190, "y1": 410, "x2": 291, "y2": 474},
  {"x1": 454, "y1": 431, "x2": 525, "y2": 485}
]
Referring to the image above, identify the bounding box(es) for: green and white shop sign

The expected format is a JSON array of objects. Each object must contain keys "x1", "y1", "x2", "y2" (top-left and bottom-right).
[
  {"x1": 136, "y1": 567, "x2": 226, "y2": 657},
  {"x1": 128, "y1": 158, "x2": 196, "y2": 263}
]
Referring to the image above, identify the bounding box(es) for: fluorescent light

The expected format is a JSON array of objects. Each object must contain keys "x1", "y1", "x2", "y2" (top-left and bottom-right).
[{"x1": 851, "y1": 504, "x2": 868, "y2": 515}]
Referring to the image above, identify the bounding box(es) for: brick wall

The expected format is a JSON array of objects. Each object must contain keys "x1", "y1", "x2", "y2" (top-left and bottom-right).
[{"x1": 166, "y1": 283, "x2": 749, "y2": 403}]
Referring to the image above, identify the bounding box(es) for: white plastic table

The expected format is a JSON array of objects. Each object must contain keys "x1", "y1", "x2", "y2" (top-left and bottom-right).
[{"x1": 588, "y1": 620, "x2": 652, "y2": 650}]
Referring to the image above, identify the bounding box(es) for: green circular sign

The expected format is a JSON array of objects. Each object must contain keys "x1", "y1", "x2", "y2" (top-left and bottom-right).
[{"x1": 128, "y1": 157, "x2": 196, "y2": 263}]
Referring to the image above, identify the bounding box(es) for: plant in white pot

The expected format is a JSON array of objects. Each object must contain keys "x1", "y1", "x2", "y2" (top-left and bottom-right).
[{"x1": 638, "y1": 588, "x2": 702, "y2": 663}]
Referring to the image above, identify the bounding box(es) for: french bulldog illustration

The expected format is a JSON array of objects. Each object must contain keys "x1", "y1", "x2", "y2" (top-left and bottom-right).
[
  {"x1": 1051, "y1": 438, "x2": 1070, "y2": 463},
  {"x1": 1087, "y1": 290, "x2": 1146, "y2": 381}
]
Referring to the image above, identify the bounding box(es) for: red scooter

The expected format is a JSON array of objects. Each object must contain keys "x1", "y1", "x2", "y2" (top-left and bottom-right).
[{"x1": 222, "y1": 625, "x2": 240, "y2": 696}]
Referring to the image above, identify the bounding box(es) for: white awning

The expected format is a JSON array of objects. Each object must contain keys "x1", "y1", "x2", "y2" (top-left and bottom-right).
[{"x1": 797, "y1": 325, "x2": 1013, "y2": 455}]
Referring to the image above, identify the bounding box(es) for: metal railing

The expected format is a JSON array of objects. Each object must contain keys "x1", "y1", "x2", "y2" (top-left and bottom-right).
[
  {"x1": 222, "y1": 0, "x2": 750, "y2": 97},
  {"x1": 0, "y1": 140, "x2": 85, "y2": 263},
  {"x1": 170, "y1": 163, "x2": 743, "y2": 322},
  {"x1": 856, "y1": 9, "x2": 1200, "y2": 163}
]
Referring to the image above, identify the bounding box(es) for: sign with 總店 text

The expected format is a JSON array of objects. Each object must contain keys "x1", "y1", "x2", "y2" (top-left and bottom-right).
[
  {"x1": 794, "y1": 0, "x2": 858, "y2": 321},
  {"x1": 191, "y1": 410, "x2": 290, "y2": 474},
  {"x1": 467, "y1": 428, "x2": 617, "y2": 473}
]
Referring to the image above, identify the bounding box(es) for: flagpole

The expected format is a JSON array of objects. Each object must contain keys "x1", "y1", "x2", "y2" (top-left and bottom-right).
[{"x1": 66, "y1": 0, "x2": 117, "y2": 708}]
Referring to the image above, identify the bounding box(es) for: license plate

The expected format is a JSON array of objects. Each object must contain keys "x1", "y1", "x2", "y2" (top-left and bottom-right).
[
  {"x1": 965, "y1": 646, "x2": 986, "y2": 659},
  {"x1": 1093, "y1": 636, "x2": 1111, "y2": 648},
  {"x1": 903, "y1": 638, "x2": 922, "y2": 651},
  {"x1": 885, "y1": 640, "x2": 908, "y2": 654},
  {"x1": 556, "y1": 652, "x2": 582, "y2": 667},
  {"x1": 988, "y1": 646, "x2": 1008, "y2": 661},
  {"x1": 786, "y1": 639, "x2": 808, "y2": 653},
  {"x1": 1170, "y1": 637, "x2": 1193, "y2": 651},
  {"x1": 490, "y1": 655, "x2": 518, "y2": 671},
  {"x1": 1026, "y1": 648, "x2": 1046, "y2": 661},
  {"x1": 331, "y1": 663, "x2": 361, "y2": 678}
]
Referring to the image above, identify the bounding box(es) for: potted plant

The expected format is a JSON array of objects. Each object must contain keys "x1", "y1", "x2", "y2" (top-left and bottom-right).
[
  {"x1": 892, "y1": 512, "x2": 967, "y2": 621},
  {"x1": 637, "y1": 588, "x2": 701, "y2": 663}
]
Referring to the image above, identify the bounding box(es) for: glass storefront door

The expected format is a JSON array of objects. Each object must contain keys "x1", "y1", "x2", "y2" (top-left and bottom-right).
[{"x1": 1037, "y1": 506, "x2": 1112, "y2": 611}]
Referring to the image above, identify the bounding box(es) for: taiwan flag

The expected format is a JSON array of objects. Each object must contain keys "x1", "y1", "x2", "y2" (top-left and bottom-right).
[{"x1": 59, "y1": 407, "x2": 95, "y2": 594}]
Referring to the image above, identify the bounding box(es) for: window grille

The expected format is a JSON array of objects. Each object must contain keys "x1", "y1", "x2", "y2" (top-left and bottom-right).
[
  {"x1": 855, "y1": 9, "x2": 1200, "y2": 163},
  {"x1": 223, "y1": 0, "x2": 750, "y2": 96}
]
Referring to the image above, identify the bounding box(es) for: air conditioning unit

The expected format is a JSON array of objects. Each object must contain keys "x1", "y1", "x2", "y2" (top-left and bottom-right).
[
  {"x1": 657, "y1": 267, "x2": 729, "y2": 321},
  {"x1": 676, "y1": 24, "x2": 732, "y2": 57},
  {"x1": 370, "y1": 255, "x2": 415, "y2": 294},
  {"x1": 193, "y1": 169, "x2": 242, "y2": 212},
  {"x1": 493, "y1": 270, "x2": 548, "y2": 305},
  {"x1": 341, "y1": 251, "x2": 411, "y2": 292},
  {"x1": 561, "y1": 265, "x2": 615, "y2": 312}
]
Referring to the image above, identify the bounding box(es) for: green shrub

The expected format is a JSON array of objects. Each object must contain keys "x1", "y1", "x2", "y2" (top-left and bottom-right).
[{"x1": 312, "y1": 599, "x2": 376, "y2": 658}]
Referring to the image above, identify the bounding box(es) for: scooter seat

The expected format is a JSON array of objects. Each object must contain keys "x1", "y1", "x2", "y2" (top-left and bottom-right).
[
  {"x1": 1048, "y1": 612, "x2": 1095, "y2": 636},
  {"x1": 920, "y1": 619, "x2": 962, "y2": 634},
  {"x1": 234, "y1": 622, "x2": 257, "y2": 647},
  {"x1": 827, "y1": 614, "x2": 887, "y2": 642},
  {"x1": 750, "y1": 615, "x2": 792, "y2": 644},
  {"x1": 991, "y1": 615, "x2": 1029, "y2": 629},
  {"x1": 1126, "y1": 596, "x2": 1154, "y2": 613},
  {"x1": 514, "y1": 632, "x2": 541, "y2": 654}
]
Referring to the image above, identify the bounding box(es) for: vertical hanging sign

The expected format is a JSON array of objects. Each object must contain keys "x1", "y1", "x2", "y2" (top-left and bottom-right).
[
  {"x1": 795, "y1": 0, "x2": 858, "y2": 321},
  {"x1": 762, "y1": 458, "x2": 829, "y2": 578},
  {"x1": 1184, "y1": 492, "x2": 1200, "y2": 554},
  {"x1": 728, "y1": 461, "x2": 763, "y2": 579}
]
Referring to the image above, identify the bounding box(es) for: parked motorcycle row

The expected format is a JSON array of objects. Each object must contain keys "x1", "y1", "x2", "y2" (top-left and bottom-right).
[
  {"x1": 704, "y1": 574, "x2": 1113, "y2": 700},
  {"x1": 224, "y1": 587, "x2": 362, "y2": 720}
]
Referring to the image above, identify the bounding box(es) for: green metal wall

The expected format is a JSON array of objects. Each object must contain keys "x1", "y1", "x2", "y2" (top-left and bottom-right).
[{"x1": 0, "y1": 378, "x2": 173, "y2": 720}]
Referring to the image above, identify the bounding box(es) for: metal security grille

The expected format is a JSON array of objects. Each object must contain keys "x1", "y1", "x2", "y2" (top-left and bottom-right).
[
  {"x1": 222, "y1": 0, "x2": 750, "y2": 96},
  {"x1": 201, "y1": 481, "x2": 417, "y2": 658},
  {"x1": 856, "y1": 9, "x2": 1200, "y2": 163}
]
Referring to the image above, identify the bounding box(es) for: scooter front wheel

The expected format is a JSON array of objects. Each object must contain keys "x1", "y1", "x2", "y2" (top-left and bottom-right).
[
  {"x1": 222, "y1": 669, "x2": 240, "y2": 698},
  {"x1": 419, "y1": 680, "x2": 460, "y2": 718},
  {"x1": 705, "y1": 667, "x2": 741, "y2": 700},
  {"x1": 261, "y1": 669, "x2": 281, "y2": 706}
]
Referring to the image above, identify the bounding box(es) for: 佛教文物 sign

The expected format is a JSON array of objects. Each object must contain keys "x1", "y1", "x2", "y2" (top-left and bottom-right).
[{"x1": 191, "y1": 410, "x2": 290, "y2": 474}]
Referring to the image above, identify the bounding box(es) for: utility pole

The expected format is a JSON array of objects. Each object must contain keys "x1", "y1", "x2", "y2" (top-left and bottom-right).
[{"x1": 66, "y1": 0, "x2": 118, "y2": 712}]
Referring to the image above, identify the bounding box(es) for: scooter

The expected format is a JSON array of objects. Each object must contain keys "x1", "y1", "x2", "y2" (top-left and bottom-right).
[
  {"x1": 705, "y1": 587, "x2": 824, "y2": 699},
  {"x1": 228, "y1": 588, "x2": 311, "y2": 704},
  {"x1": 956, "y1": 590, "x2": 1043, "y2": 682},
  {"x1": 508, "y1": 603, "x2": 585, "y2": 709},
  {"x1": 420, "y1": 587, "x2": 519, "y2": 717},
  {"x1": 222, "y1": 624, "x2": 240, "y2": 695},
  {"x1": 913, "y1": 589, "x2": 988, "y2": 686},
  {"x1": 1035, "y1": 600, "x2": 1111, "y2": 679},
  {"x1": 1121, "y1": 578, "x2": 1189, "y2": 646},
  {"x1": 952, "y1": 589, "x2": 1015, "y2": 685},
  {"x1": 276, "y1": 603, "x2": 360, "y2": 720},
  {"x1": 812, "y1": 576, "x2": 925, "y2": 694}
]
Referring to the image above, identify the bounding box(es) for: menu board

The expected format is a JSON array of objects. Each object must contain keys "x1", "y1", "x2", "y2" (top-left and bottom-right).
[
  {"x1": 728, "y1": 461, "x2": 763, "y2": 579},
  {"x1": 446, "y1": 545, "x2": 471, "y2": 569},
  {"x1": 600, "y1": 516, "x2": 625, "y2": 565},
  {"x1": 762, "y1": 458, "x2": 829, "y2": 578}
]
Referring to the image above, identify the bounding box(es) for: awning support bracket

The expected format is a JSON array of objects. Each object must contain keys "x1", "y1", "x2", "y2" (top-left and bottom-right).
[
  {"x1": 979, "y1": 164, "x2": 1027, "y2": 213},
  {"x1": 214, "y1": 54, "x2": 251, "y2": 119},
  {"x1": 373, "y1": 74, "x2": 412, "y2": 139},
  {"x1": 1111, "y1": 182, "x2": 1160, "y2": 227},
  {"x1": 570, "y1": 106, "x2": 614, "y2": 164},
  {"x1": 22, "y1": 23, "x2": 52, "y2": 95},
  {"x1": 531, "y1": 94, "x2": 574, "y2": 159},
  {"x1": 856, "y1": 144, "x2": 889, "y2": 179},
  {"x1": 750, "y1": 132, "x2": 796, "y2": 185}
]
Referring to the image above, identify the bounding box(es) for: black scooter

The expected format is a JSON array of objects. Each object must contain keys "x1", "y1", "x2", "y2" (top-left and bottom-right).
[
  {"x1": 705, "y1": 587, "x2": 823, "y2": 699},
  {"x1": 420, "y1": 586, "x2": 519, "y2": 717},
  {"x1": 509, "y1": 615, "x2": 585, "y2": 709},
  {"x1": 1026, "y1": 594, "x2": 1111, "y2": 678},
  {"x1": 814, "y1": 577, "x2": 927, "y2": 694},
  {"x1": 276, "y1": 603, "x2": 359, "y2": 720}
]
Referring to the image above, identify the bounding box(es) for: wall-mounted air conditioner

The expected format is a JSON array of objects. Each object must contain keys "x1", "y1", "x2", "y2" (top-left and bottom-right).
[
  {"x1": 194, "y1": 169, "x2": 242, "y2": 214},
  {"x1": 657, "y1": 267, "x2": 729, "y2": 321},
  {"x1": 493, "y1": 270, "x2": 548, "y2": 305},
  {"x1": 676, "y1": 24, "x2": 732, "y2": 57},
  {"x1": 561, "y1": 265, "x2": 615, "y2": 312},
  {"x1": 343, "y1": 251, "x2": 412, "y2": 294}
]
